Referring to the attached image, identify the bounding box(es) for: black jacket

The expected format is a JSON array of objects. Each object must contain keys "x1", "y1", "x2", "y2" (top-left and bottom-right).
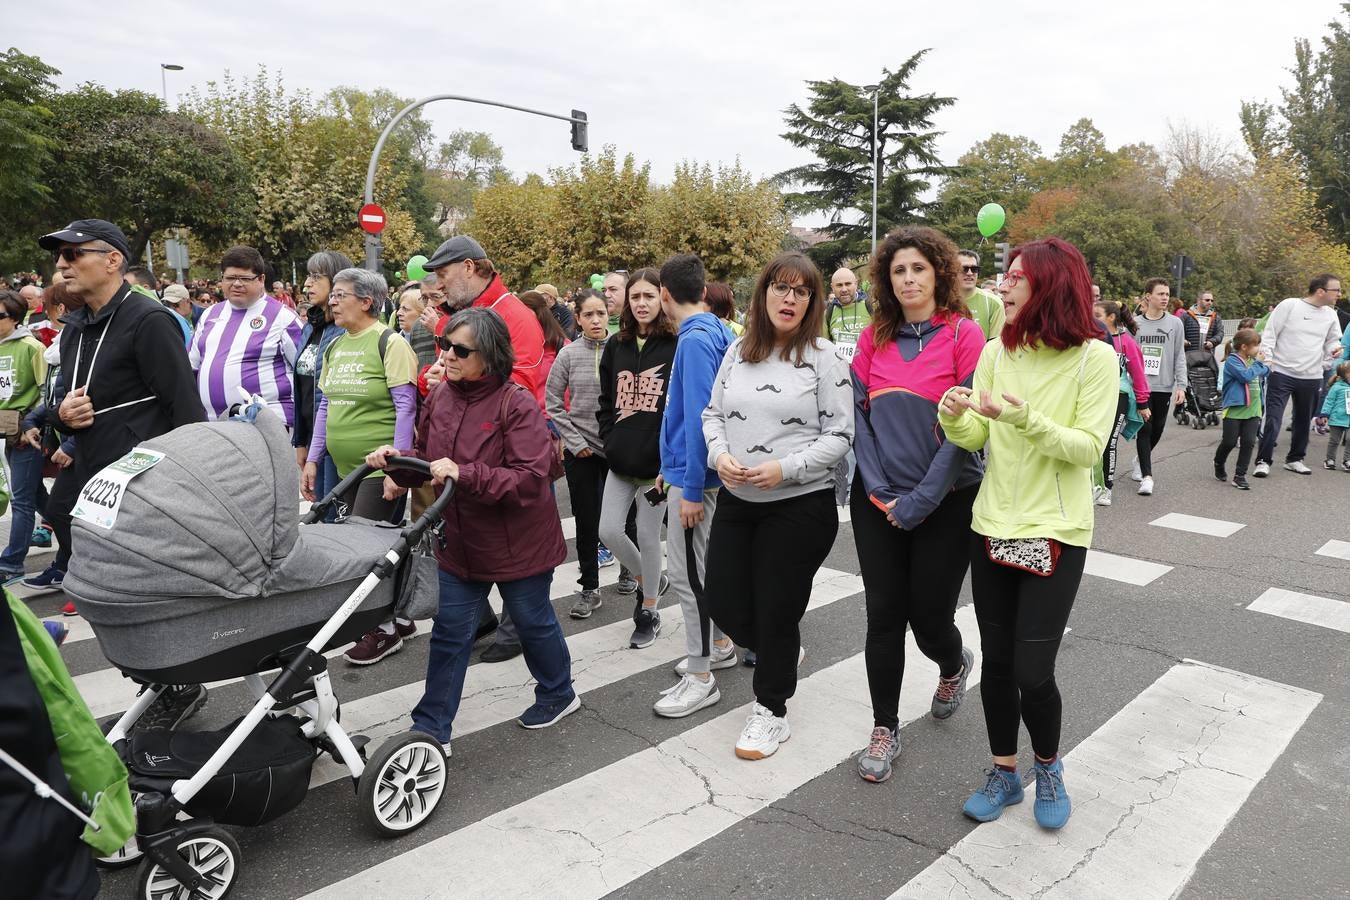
[
  {"x1": 57, "y1": 284, "x2": 205, "y2": 485},
  {"x1": 596, "y1": 332, "x2": 676, "y2": 479}
]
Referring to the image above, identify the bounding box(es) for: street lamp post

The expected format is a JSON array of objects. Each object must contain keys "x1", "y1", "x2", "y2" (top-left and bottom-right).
[
  {"x1": 862, "y1": 84, "x2": 879, "y2": 253},
  {"x1": 361, "y1": 94, "x2": 588, "y2": 271},
  {"x1": 160, "y1": 63, "x2": 184, "y2": 107}
]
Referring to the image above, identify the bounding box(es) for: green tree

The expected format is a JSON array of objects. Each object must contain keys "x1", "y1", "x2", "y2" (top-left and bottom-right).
[
  {"x1": 647, "y1": 161, "x2": 788, "y2": 280},
  {"x1": 0, "y1": 48, "x2": 59, "y2": 270},
  {"x1": 426, "y1": 130, "x2": 510, "y2": 231},
  {"x1": 936, "y1": 133, "x2": 1048, "y2": 254},
  {"x1": 777, "y1": 51, "x2": 958, "y2": 270},
  {"x1": 546, "y1": 146, "x2": 654, "y2": 281},
  {"x1": 463, "y1": 174, "x2": 555, "y2": 288}
]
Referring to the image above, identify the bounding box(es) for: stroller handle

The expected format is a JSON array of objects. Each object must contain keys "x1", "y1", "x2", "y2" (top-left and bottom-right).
[{"x1": 303, "y1": 456, "x2": 439, "y2": 525}]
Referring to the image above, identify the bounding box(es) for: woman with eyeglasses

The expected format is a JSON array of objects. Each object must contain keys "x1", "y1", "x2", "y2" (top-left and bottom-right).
[
  {"x1": 701, "y1": 252, "x2": 854, "y2": 760},
  {"x1": 301, "y1": 268, "x2": 420, "y2": 666},
  {"x1": 0, "y1": 290, "x2": 50, "y2": 581},
  {"x1": 939, "y1": 237, "x2": 1117, "y2": 830},
  {"x1": 369, "y1": 306, "x2": 577, "y2": 744},
  {"x1": 596, "y1": 267, "x2": 678, "y2": 649},
  {"x1": 851, "y1": 226, "x2": 987, "y2": 785},
  {"x1": 293, "y1": 250, "x2": 351, "y2": 511}
]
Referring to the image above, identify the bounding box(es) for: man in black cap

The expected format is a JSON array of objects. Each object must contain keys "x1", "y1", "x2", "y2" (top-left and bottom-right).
[{"x1": 34, "y1": 219, "x2": 206, "y2": 727}]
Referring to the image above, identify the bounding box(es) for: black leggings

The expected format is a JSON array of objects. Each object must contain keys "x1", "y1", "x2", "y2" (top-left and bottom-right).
[
  {"x1": 339, "y1": 477, "x2": 403, "y2": 524},
  {"x1": 1215, "y1": 417, "x2": 1260, "y2": 478},
  {"x1": 968, "y1": 532, "x2": 1086, "y2": 759},
  {"x1": 1101, "y1": 392, "x2": 1129, "y2": 489},
  {"x1": 563, "y1": 451, "x2": 608, "y2": 590},
  {"x1": 706, "y1": 488, "x2": 837, "y2": 718},
  {"x1": 852, "y1": 478, "x2": 976, "y2": 730},
  {"x1": 1134, "y1": 391, "x2": 1173, "y2": 477}
]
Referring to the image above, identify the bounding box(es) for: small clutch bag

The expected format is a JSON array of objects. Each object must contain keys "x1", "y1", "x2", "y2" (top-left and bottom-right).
[{"x1": 985, "y1": 536, "x2": 1060, "y2": 577}]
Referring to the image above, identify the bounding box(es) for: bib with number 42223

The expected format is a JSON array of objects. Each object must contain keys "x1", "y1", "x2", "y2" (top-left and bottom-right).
[{"x1": 71, "y1": 448, "x2": 166, "y2": 531}]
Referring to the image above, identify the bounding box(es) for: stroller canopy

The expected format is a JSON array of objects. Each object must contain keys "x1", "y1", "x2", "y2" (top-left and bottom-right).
[{"x1": 68, "y1": 406, "x2": 299, "y2": 602}]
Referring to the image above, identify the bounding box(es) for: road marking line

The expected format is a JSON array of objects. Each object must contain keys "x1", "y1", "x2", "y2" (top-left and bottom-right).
[
  {"x1": 1084, "y1": 549, "x2": 1172, "y2": 586},
  {"x1": 1314, "y1": 539, "x2": 1350, "y2": 561},
  {"x1": 300, "y1": 605, "x2": 976, "y2": 900},
  {"x1": 892, "y1": 659, "x2": 1320, "y2": 900},
  {"x1": 1248, "y1": 587, "x2": 1350, "y2": 635},
  {"x1": 1149, "y1": 512, "x2": 1245, "y2": 538}
]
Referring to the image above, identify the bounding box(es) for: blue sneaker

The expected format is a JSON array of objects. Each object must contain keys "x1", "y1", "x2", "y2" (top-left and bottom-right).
[
  {"x1": 517, "y1": 694, "x2": 580, "y2": 729},
  {"x1": 1032, "y1": 758, "x2": 1071, "y2": 829},
  {"x1": 963, "y1": 768, "x2": 1024, "y2": 822},
  {"x1": 42, "y1": 620, "x2": 69, "y2": 647},
  {"x1": 597, "y1": 545, "x2": 616, "y2": 568},
  {"x1": 22, "y1": 565, "x2": 65, "y2": 592}
]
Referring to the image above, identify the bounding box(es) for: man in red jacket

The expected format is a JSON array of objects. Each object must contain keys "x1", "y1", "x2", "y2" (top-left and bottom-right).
[{"x1": 424, "y1": 236, "x2": 546, "y2": 409}]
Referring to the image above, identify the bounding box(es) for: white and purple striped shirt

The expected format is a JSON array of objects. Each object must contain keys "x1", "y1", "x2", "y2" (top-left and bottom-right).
[{"x1": 190, "y1": 295, "x2": 302, "y2": 425}]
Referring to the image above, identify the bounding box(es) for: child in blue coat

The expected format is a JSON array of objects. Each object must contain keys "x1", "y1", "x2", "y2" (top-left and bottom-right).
[
  {"x1": 1215, "y1": 328, "x2": 1270, "y2": 489},
  {"x1": 1316, "y1": 360, "x2": 1350, "y2": 471}
]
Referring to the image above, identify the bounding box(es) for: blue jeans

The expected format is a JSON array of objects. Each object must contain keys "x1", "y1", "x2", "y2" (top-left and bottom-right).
[
  {"x1": 314, "y1": 452, "x2": 341, "y2": 523},
  {"x1": 1, "y1": 444, "x2": 44, "y2": 570},
  {"x1": 412, "y1": 568, "x2": 573, "y2": 743}
]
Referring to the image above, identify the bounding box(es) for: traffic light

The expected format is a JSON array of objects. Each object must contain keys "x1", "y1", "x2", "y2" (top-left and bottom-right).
[
  {"x1": 994, "y1": 242, "x2": 1011, "y2": 274},
  {"x1": 570, "y1": 110, "x2": 588, "y2": 152}
]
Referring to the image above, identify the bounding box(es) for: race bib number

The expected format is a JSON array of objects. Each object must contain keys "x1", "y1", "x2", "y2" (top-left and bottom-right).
[
  {"x1": 0, "y1": 357, "x2": 14, "y2": 403},
  {"x1": 1142, "y1": 345, "x2": 1162, "y2": 377},
  {"x1": 1345, "y1": 392, "x2": 1350, "y2": 417},
  {"x1": 72, "y1": 448, "x2": 165, "y2": 530},
  {"x1": 836, "y1": 342, "x2": 857, "y2": 362}
]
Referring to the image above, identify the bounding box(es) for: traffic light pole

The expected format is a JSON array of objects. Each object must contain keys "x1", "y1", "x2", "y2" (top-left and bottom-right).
[{"x1": 362, "y1": 96, "x2": 588, "y2": 272}]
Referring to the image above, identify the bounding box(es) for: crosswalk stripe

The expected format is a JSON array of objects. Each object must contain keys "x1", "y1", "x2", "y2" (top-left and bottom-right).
[
  {"x1": 304, "y1": 567, "x2": 863, "y2": 790},
  {"x1": 299, "y1": 604, "x2": 978, "y2": 900},
  {"x1": 1084, "y1": 549, "x2": 1172, "y2": 586},
  {"x1": 1247, "y1": 587, "x2": 1350, "y2": 635},
  {"x1": 1314, "y1": 539, "x2": 1350, "y2": 561},
  {"x1": 72, "y1": 554, "x2": 631, "y2": 717},
  {"x1": 1149, "y1": 512, "x2": 1245, "y2": 537},
  {"x1": 892, "y1": 659, "x2": 1320, "y2": 899}
]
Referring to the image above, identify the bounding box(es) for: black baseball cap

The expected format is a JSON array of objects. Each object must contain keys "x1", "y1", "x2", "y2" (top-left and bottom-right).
[
  {"x1": 424, "y1": 235, "x2": 487, "y2": 270},
  {"x1": 39, "y1": 219, "x2": 132, "y2": 259}
]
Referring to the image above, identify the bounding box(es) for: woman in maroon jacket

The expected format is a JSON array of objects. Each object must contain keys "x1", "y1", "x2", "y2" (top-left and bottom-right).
[{"x1": 368, "y1": 307, "x2": 577, "y2": 749}]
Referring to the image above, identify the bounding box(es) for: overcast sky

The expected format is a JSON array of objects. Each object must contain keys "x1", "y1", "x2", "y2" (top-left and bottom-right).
[{"x1": 11, "y1": 0, "x2": 1341, "y2": 227}]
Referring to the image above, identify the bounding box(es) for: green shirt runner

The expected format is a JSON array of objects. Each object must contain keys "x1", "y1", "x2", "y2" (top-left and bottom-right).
[{"x1": 319, "y1": 322, "x2": 418, "y2": 476}]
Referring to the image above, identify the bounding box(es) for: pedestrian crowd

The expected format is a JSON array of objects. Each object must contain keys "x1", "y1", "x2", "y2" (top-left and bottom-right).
[{"x1": 6, "y1": 213, "x2": 1349, "y2": 841}]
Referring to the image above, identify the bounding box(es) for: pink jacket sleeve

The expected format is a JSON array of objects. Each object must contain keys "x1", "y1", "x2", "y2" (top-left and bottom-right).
[{"x1": 1119, "y1": 333, "x2": 1150, "y2": 406}]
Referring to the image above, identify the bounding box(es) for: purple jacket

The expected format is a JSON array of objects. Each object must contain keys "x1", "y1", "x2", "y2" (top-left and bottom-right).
[{"x1": 391, "y1": 374, "x2": 564, "y2": 582}]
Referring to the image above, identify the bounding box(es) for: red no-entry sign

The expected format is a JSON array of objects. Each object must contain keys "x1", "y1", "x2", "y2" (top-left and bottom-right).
[{"x1": 358, "y1": 203, "x2": 386, "y2": 234}]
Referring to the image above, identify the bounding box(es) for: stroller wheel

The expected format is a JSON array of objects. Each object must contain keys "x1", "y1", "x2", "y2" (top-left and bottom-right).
[
  {"x1": 135, "y1": 828, "x2": 240, "y2": 900},
  {"x1": 358, "y1": 731, "x2": 448, "y2": 836},
  {"x1": 95, "y1": 828, "x2": 143, "y2": 869}
]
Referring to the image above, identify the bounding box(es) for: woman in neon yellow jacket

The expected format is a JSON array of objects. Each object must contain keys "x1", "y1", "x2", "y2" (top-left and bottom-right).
[{"x1": 937, "y1": 237, "x2": 1117, "y2": 832}]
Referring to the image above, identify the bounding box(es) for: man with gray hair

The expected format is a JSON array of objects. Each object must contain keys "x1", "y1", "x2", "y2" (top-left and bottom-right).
[{"x1": 190, "y1": 245, "x2": 303, "y2": 426}]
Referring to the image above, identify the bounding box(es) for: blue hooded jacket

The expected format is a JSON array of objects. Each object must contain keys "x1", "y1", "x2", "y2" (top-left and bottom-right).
[{"x1": 661, "y1": 312, "x2": 732, "y2": 494}]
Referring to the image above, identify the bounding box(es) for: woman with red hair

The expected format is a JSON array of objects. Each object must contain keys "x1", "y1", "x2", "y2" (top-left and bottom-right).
[{"x1": 938, "y1": 237, "x2": 1117, "y2": 831}]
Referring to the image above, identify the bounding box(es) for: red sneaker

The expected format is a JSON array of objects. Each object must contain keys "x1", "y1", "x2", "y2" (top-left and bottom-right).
[
  {"x1": 62, "y1": 600, "x2": 77, "y2": 617},
  {"x1": 343, "y1": 627, "x2": 403, "y2": 665}
]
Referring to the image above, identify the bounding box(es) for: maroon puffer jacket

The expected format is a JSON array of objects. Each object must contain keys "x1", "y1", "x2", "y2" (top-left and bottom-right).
[{"x1": 392, "y1": 374, "x2": 565, "y2": 582}]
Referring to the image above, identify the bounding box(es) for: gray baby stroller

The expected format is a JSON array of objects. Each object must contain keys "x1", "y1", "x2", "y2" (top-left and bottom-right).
[
  {"x1": 1177, "y1": 348, "x2": 1222, "y2": 428},
  {"x1": 64, "y1": 401, "x2": 450, "y2": 900}
]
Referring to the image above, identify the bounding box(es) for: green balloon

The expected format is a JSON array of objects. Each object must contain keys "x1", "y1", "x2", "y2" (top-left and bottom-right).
[
  {"x1": 407, "y1": 255, "x2": 429, "y2": 281},
  {"x1": 976, "y1": 203, "x2": 1006, "y2": 238},
  {"x1": 589, "y1": 273, "x2": 604, "y2": 289}
]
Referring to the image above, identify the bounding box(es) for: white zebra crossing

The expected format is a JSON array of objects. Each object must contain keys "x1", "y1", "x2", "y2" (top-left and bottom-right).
[
  {"x1": 893, "y1": 660, "x2": 1320, "y2": 899},
  {"x1": 1248, "y1": 587, "x2": 1350, "y2": 635},
  {"x1": 301, "y1": 607, "x2": 983, "y2": 900}
]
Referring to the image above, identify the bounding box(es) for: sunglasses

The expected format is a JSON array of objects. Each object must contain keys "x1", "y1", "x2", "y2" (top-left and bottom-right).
[
  {"x1": 55, "y1": 247, "x2": 113, "y2": 263},
  {"x1": 960, "y1": 265, "x2": 980, "y2": 274},
  {"x1": 435, "y1": 335, "x2": 478, "y2": 358}
]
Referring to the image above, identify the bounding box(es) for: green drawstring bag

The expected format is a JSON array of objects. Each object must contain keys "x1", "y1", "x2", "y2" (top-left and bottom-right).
[{"x1": 8, "y1": 591, "x2": 135, "y2": 854}]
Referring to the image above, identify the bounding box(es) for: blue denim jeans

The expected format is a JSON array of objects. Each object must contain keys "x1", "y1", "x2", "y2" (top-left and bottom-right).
[
  {"x1": 1, "y1": 444, "x2": 44, "y2": 570},
  {"x1": 412, "y1": 568, "x2": 573, "y2": 743},
  {"x1": 314, "y1": 452, "x2": 341, "y2": 523}
]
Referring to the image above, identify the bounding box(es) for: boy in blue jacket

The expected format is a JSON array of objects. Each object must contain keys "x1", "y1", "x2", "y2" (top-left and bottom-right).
[{"x1": 655, "y1": 254, "x2": 735, "y2": 718}]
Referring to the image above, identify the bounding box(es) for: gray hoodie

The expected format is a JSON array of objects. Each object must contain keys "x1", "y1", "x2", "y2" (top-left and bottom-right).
[
  {"x1": 545, "y1": 333, "x2": 608, "y2": 456},
  {"x1": 702, "y1": 336, "x2": 854, "y2": 503},
  {"x1": 1135, "y1": 312, "x2": 1187, "y2": 392}
]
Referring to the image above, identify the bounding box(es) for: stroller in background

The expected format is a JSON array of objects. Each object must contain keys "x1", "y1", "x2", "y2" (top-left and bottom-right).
[
  {"x1": 64, "y1": 402, "x2": 451, "y2": 900},
  {"x1": 1177, "y1": 348, "x2": 1222, "y2": 428}
]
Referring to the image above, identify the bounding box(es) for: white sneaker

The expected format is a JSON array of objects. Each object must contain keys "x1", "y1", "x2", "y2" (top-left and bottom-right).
[
  {"x1": 1283, "y1": 460, "x2": 1312, "y2": 475},
  {"x1": 654, "y1": 673, "x2": 721, "y2": 718},
  {"x1": 1137, "y1": 476, "x2": 1154, "y2": 496},
  {"x1": 674, "y1": 643, "x2": 738, "y2": 676},
  {"x1": 1130, "y1": 460, "x2": 1143, "y2": 482},
  {"x1": 1252, "y1": 460, "x2": 1271, "y2": 478},
  {"x1": 1096, "y1": 488, "x2": 1112, "y2": 507},
  {"x1": 735, "y1": 702, "x2": 791, "y2": 760}
]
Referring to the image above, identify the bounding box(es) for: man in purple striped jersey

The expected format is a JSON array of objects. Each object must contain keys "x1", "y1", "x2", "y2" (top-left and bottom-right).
[{"x1": 190, "y1": 246, "x2": 303, "y2": 426}]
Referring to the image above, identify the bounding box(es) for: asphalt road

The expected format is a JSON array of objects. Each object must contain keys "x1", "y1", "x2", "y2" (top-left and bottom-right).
[{"x1": 20, "y1": 408, "x2": 1348, "y2": 900}]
